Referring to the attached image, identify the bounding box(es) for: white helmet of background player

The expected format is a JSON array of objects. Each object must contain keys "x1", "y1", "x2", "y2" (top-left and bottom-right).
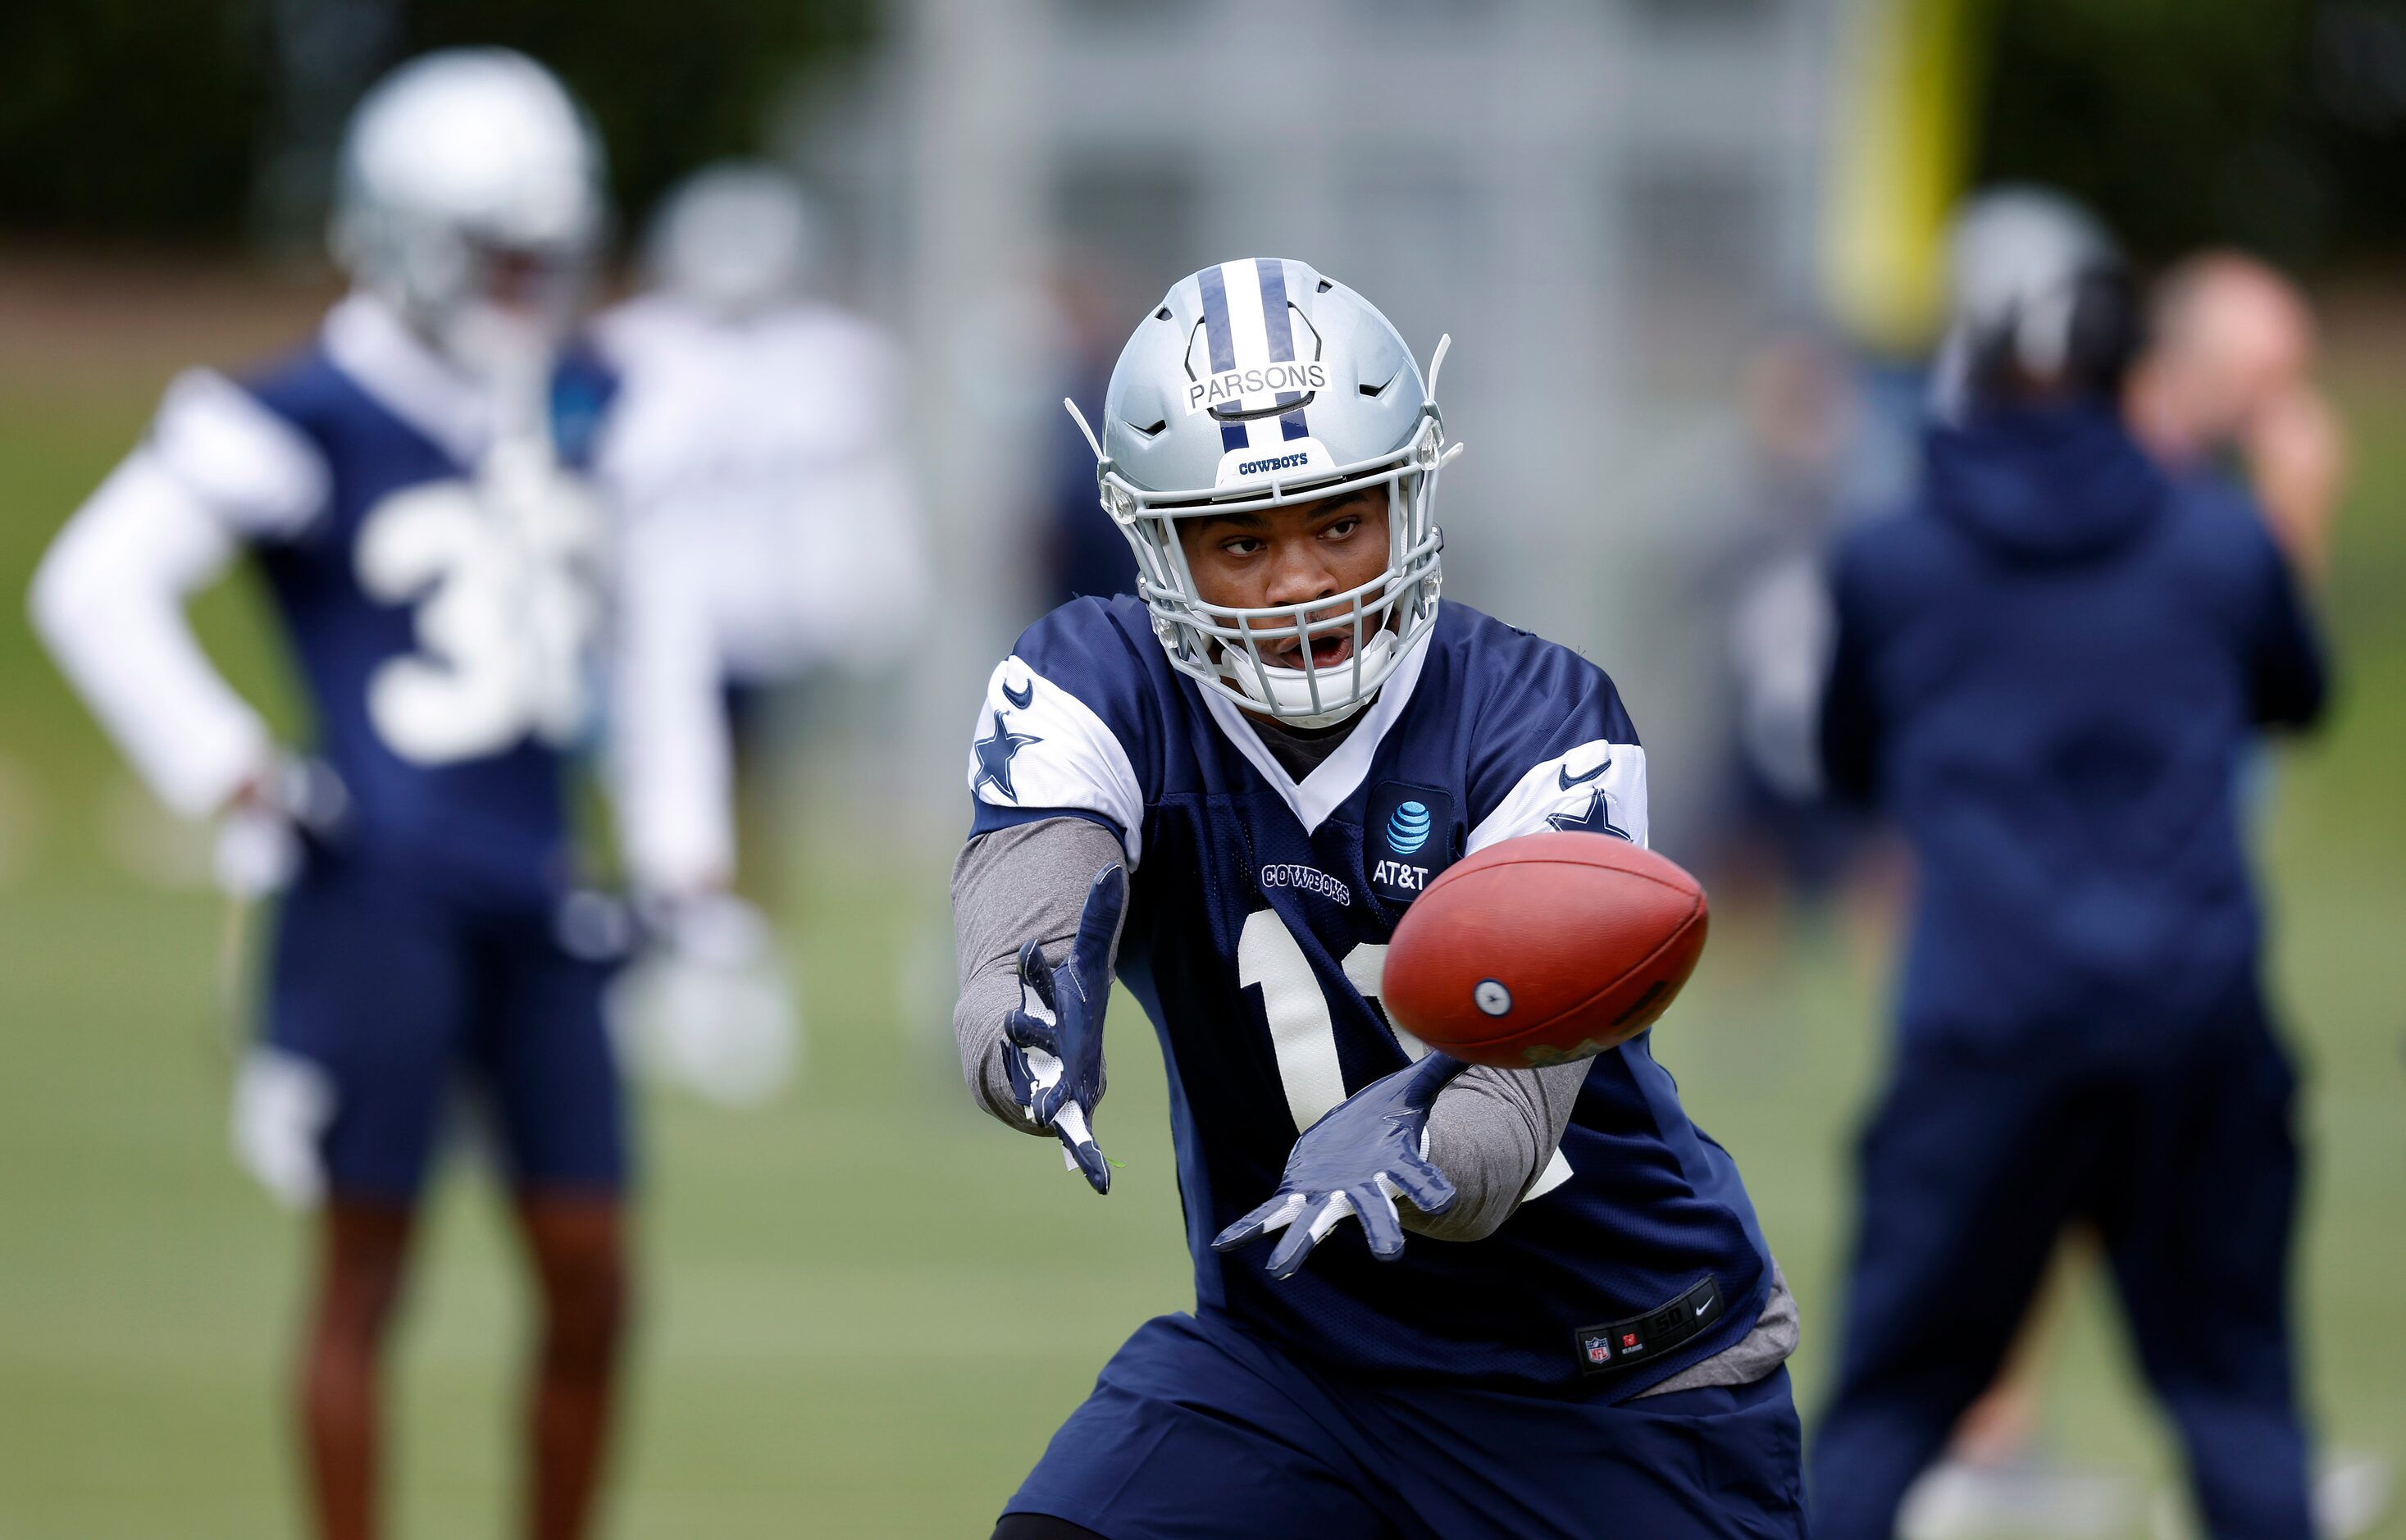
[
  {"x1": 1932, "y1": 185, "x2": 2138, "y2": 418},
  {"x1": 644, "y1": 161, "x2": 818, "y2": 318},
  {"x1": 1079, "y1": 258, "x2": 1458, "y2": 728},
  {"x1": 330, "y1": 48, "x2": 608, "y2": 371}
]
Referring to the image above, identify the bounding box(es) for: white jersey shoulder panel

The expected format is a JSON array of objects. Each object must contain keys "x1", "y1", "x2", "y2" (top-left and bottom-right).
[
  {"x1": 149, "y1": 369, "x2": 330, "y2": 538},
  {"x1": 1466, "y1": 740, "x2": 1650, "y2": 853},
  {"x1": 966, "y1": 655, "x2": 1146, "y2": 870}
]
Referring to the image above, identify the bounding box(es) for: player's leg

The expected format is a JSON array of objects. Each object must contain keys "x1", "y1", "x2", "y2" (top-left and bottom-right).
[
  {"x1": 1944, "y1": 1228, "x2": 2095, "y2": 1466},
  {"x1": 269, "y1": 859, "x2": 467, "y2": 1540},
  {"x1": 513, "y1": 1195, "x2": 629, "y2": 1540},
  {"x1": 1810, "y1": 1041, "x2": 2102, "y2": 1540},
  {"x1": 476, "y1": 912, "x2": 632, "y2": 1540},
  {"x1": 299, "y1": 1201, "x2": 415, "y2": 1540},
  {"x1": 1004, "y1": 1313, "x2": 1410, "y2": 1540},
  {"x1": 2103, "y1": 1007, "x2": 2313, "y2": 1538}
]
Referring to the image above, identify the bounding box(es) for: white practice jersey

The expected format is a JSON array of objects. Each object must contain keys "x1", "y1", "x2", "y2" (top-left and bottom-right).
[{"x1": 595, "y1": 294, "x2": 930, "y2": 894}]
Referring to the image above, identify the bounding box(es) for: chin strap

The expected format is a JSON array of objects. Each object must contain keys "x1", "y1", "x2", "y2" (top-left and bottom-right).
[
  {"x1": 1221, "y1": 629, "x2": 1397, "y2": 729},
  {"x1": 1257, "y1": 699, "x2": 1371, "y2": 732}
]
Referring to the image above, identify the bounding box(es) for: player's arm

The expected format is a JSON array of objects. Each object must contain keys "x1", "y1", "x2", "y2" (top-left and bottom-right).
[
  {"x1": 33, "y1": 370, "x2": 333, "y2": 1207},
  {"x1": 29, "y1": 370, "x2": 326, "y2": 818},
  {"x1": 605, "y1": 509, "x2": 738, "y2": 899},
  {"x1": 954, "y1": 617, "x2": 1157, "y2": 1191},
  {"x1": 1413, "y1": 1059, "x2": 1589, "y2": 1241},
  {"x1": 809, "y1": 322, "x2": 932, "y2": 671},
  {"x1": 1213, "y1": 1014, "x2": 1590, "y2": 1276},
  {"x1": 593, "y1": 318, "x2": 749, "y2": 905},
  {"x1": 951, "y1": 814, "x2": 1127, "y2": 1191}
]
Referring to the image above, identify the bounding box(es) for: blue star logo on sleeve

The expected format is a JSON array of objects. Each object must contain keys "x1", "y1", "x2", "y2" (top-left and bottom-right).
[
  {"x1": 1546, "y1": 787, "x2": 1631, "y2": 841},
  {"x1": 972, "y1": 709, "x2": 1043, "y2": 802}
]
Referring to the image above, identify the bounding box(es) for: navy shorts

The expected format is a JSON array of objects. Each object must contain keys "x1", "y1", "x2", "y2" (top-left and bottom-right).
[
  {"x1": 265, "y1": 851, "x2": 628, "y2": 1203},
  {"x1": 1007, "y1": 1310, "x2": 1805, "y2": 1540}
]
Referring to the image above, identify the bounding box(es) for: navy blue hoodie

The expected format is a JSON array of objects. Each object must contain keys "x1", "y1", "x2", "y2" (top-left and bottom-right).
[{"x1": 1820, "y1": 403, "x2": 2325, "y2": 1046}]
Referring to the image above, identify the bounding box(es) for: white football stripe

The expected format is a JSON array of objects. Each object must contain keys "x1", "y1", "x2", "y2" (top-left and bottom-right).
[{"x1": 1220, "y1": 259, "x2": 1274, "y2": 379}]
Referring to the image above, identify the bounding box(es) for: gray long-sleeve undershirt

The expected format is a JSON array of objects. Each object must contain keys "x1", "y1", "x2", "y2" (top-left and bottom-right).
[{"x1": 950, "y1": 813, "x2": 1795, "y2": 1392}]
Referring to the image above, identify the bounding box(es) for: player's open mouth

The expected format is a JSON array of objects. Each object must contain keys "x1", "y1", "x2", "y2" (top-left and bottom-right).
[{"x1": 1270, "y1": 631, "x2": 1356, "y2": 672}]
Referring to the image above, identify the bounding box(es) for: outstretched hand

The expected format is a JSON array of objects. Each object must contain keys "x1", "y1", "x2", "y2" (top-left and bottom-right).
[
  {"x1": 1004, "y1": 864, "x2": 1127, "y2": 1194},
  {"x1": 1213, "y1": 1052, "x2": 1468, "y2": 1280}
]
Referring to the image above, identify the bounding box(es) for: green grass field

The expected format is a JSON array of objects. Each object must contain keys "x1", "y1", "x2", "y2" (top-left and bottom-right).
[{"x1": 0, "y1": 271, "x2": 2399, "y2": 1538}]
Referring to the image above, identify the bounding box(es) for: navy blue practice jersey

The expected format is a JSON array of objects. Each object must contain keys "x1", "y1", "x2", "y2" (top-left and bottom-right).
[
  {"x1": 967, "y1": 596, "x2": 1773, "y2": 1396},
  {"x1": 235, "y1": 341, "x2": 615, "y2": 901}
]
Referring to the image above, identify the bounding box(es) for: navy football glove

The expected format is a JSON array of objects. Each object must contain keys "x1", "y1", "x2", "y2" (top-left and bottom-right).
[
  {"x1": 1213, "y1": 1052, "x2": 1467, "y2": 1280},
  {"x1": 1004, "y1": 864, "x2": 1126, "y2": 1195}
]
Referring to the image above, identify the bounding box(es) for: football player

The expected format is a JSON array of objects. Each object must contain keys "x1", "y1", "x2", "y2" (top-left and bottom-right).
[
  {"x1": 1809, "y1": 194, "x2": 2327, "y2": 1539},
  {"x1": 953, "y1": 261, "x2": 1804, "y2": 1539},
  {"x1": 593, "y1": 162, "x2": 927, "y2": 1105},
  {"x1": 30, "y1": 50, "x2": 628, "y2": 1540},
  {"x1": 598, "y1": 162, "x2": 927, "y2": 902}
]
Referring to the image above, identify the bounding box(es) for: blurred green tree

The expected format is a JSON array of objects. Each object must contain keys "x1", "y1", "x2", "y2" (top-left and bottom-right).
[
  {"x1": 0, "y1": 0, "x2": 272, "y2": 242},
  {"x1": 402, "y1": 0, "x2": 874, "y2": 229},
  {"x1": 4, "y1": 0, "x2": 2402, "y2": 267},
  {"x1": 0, "y1": 0, "x2": 873, "y2": 247},
  {"x1": 1980, "y1": 0, "x2": 2406, "y2": 267}
]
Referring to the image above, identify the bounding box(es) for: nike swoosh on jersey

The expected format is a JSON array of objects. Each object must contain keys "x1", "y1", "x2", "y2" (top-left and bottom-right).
[
  {"x1": 1002, "y1": 677, "x2": 1035, "y2": 710},
  {"x1": 1557, "y1": 754, "x2": 1611, "y2": 791}
]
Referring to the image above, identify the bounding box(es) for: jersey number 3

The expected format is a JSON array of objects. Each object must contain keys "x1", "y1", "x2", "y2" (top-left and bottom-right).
[
  {"x1": 355, "y1": 476, "x2": 599, "y2": 765},
  {"x1": 1237, "y1": 909, "x2": 1571, "y2": 1201}
]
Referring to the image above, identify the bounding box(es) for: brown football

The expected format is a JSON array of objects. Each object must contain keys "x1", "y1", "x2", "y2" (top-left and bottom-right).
[{"x1": 1381, "y1": 832, "x2": 1709, "y2": 1068}]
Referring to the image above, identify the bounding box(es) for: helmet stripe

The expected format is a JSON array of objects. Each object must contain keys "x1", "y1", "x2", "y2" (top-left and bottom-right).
[
  {"x1": 1254, "y1": 257, "x2": 1312, "y2": 444},
  {"x1": 1195, "y1": 262, "x2": 1248, "y2": 453},
  {"x1": 1218, "y1": 259, "x2": 1281, "y2": 453}
]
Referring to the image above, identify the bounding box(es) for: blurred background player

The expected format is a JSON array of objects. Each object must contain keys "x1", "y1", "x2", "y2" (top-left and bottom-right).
[
  {"x1": 28, "y1": 49, "x2": 629, "y2": 1540},
  {"x1": 595, "y1": 161, "x2": 929, "y2": 1105},
  {"x1": 1689, "y1": 333, "x2": 1872, "y2": 913},
  {"x1": 1808, "y1": 189, "x2": 2329, "y2": 1539},
  {"x1": 1871, "y1": 190, "x2": 2139, "y2": 1540},
  {"x1": 1907, "y1": 238, "x2": 2374, "y2": 1540},
  {"x1": 2129, "y1": 251, "x2": 2349, "y2": 585},
  {"x1": 1032, "y1": 257, "x2": 1143, "y2": 610}
]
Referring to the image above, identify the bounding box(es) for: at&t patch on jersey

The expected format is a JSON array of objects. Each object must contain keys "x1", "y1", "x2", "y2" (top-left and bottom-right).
[{"x1": 1366, "y1": 781, "x2": 1454, "y2": 904}]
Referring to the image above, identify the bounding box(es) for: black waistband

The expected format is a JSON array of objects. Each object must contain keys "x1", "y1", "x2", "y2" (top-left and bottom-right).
[{"x1": 1573, "y1": 1275, "x2": 1725, "y2": 1377}]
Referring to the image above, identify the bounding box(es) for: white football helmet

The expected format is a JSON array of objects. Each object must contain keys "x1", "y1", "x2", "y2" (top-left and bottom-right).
[
  {"x1": 1076, "y1": 258, "x2": 1457, "y2": 728},
  {"x1": 644, "y1": 161, "x2": 818, "y2": 318},
  {"x1": 330, "y1": 48, "x2": 608, "y2": 371},
  {"x1": 1932, "y1": 186, "x2": 2123, "y2": 417}
]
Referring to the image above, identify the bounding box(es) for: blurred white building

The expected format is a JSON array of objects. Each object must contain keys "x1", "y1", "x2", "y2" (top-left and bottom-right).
[{"x1": 794, "y1": 0, "x2": 1845, "y2": 847}]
